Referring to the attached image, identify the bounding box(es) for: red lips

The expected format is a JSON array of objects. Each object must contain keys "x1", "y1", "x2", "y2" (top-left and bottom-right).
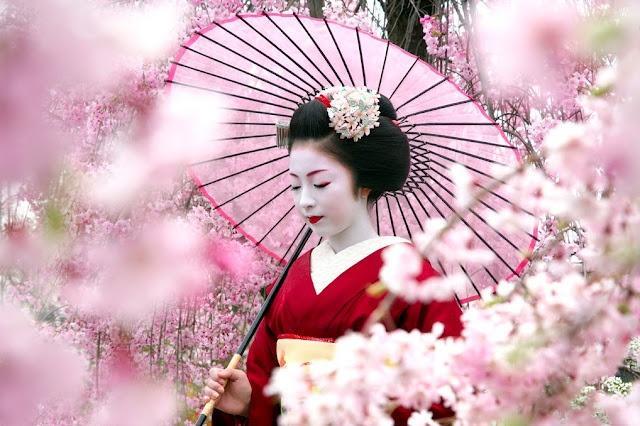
[{"x1": 308, "y1": 216, "x2": 323, "y2": 224}]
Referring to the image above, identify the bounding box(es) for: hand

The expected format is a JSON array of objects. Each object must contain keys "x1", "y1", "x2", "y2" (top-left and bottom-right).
[{"x1": 204, "y1": 367, "x2": 251, "y2": 417}]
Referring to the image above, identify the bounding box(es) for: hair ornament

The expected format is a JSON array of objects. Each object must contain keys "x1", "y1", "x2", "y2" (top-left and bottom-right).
[{"x1": 315, "y1": 86, "x2": 381, "y2": 142}]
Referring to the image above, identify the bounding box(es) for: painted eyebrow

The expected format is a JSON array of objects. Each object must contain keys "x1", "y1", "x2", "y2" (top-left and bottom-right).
[{"x1": 289, "y1": 169, "x2": 328, "y2": 178}]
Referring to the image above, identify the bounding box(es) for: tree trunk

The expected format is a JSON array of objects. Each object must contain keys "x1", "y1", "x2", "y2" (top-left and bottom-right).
[
  {"x1": 308, "y1": 0, "x2": 324, "y2": 18},
  {"x1": 384, "y1": 0, "x2": 440, "y2": 59}
]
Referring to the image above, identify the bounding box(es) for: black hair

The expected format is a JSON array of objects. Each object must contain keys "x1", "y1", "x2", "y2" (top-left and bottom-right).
[{"x1": 287, "y1": 94, "x2": 410, "y2": 207}]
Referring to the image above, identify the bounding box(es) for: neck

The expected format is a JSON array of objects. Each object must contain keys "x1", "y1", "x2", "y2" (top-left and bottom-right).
[{"x1": 327, "y1": 207, "x2": 378, "y2": 253}]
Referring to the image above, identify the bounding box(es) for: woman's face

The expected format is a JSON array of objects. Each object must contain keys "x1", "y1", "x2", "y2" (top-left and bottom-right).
[{"x1": 289, "y1": 143, "x2": 364, "y2": 238}]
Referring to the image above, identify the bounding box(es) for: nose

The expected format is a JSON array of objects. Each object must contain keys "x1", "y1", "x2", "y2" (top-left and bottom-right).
[{"x1": 298, "y1": 185, "x2": 316, "y2": 210}]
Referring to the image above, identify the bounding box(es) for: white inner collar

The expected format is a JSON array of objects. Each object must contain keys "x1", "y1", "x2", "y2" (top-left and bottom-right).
[{"x1": 310, "y1": 236, "x2": 410, "y2": 295}]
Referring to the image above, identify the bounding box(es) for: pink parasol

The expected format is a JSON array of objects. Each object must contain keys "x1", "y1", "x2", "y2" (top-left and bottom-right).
[{"x1": 167, "y1": 12, "x2": 538, "y2": 304}]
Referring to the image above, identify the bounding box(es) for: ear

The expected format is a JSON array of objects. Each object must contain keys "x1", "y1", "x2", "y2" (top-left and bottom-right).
[{"x1": 359, "y1": 187, "x2": 371, "y2": 199}]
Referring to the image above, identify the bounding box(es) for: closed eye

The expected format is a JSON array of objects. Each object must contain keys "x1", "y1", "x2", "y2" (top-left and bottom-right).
[
  {"x1": 314, "y1": 182, "x2": 330, "y2": 188},
  {"x1": 291, "y1": 186, "x2": 301, "y2": 191}
]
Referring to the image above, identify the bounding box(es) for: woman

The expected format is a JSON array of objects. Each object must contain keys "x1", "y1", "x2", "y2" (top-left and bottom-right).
[{"x1": 204, "y1": 87, "x2": 463, "y2": 425}]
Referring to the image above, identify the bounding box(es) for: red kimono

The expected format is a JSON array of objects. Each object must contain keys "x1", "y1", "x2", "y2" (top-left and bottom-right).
[{"x1": 215, "y1": 238, "x2": 463, "y2": 425}]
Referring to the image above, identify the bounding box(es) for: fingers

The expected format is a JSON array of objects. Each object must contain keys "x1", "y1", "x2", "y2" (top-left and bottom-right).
[
  {"x1": 205, "y1": 378, "x2": 225, "y2": 395},
  {"x1": 203, "y1": 385, "x2": 219, "y2": 401}
]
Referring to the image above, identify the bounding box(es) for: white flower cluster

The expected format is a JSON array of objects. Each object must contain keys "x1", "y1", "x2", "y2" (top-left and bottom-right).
[
  {"x1": 319, "y1": 86, "x2": 381, "y2": 142},
  {"x1": 601, "y1": 376, "x2": 633, "y2": 397}
]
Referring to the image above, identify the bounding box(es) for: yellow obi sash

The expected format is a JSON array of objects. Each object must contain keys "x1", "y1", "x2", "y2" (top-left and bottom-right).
[{"x1": 276, "y1": 334, "x2": 336, "y2": 367}]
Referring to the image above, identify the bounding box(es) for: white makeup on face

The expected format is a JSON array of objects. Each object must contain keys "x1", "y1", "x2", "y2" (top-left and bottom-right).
[{"x1": 288, "y1": 142, "x2": 378, "y2": 253}]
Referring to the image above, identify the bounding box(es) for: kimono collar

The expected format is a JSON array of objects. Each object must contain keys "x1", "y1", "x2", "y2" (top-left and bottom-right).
[{"x1": 310, "y1": 236, "x2": 410, "y2": 295}]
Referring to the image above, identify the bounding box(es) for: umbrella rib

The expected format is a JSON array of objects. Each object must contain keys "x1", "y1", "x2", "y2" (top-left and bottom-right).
[
  {"x1": 211, "y1": 133, "x2": 276, "y2": 142},
  {"x1": 235, "y1": 14, "x2": 324, "y2": 91},
  {"x1": 423, "y1": 181, "x2": 519, "y2": 275},
  {"x1": 400, "y1": 121, "x2": 496, "y2": 127},
  {"x1": 176, "y1": 47, "x2": 303, "y2": 101},
  {"x1": 395, "y1": 77, "x2": 448, "y2": 111},
  {"x1": 384, "y1": 195, "x2": 397, "y2": 235},
  {"x1": 258, "y1": 205, "x2": 296, "y2": 245},
  {"x1": 263, "y1": 12, "x2": 334, "y2": 87},
  {"x1": 356, "y1": 28, "x2": 366, "y2": 86},
  {"x1": 410, "y1": 139, "x2": 508, "y2": 166},
  {"x1": 410, "y1": 145, "x2": 505, "y2": 184},
  {"x1": 483, "y1": 266, "x2": 499, "y2": 285},
  {"x1": 196, "y1": 29, "x2": 313, "y2": 94},
  {"x1": 427, "y1": 171, "x2": 529, "y2": 251},
  {"x1": 282, "y1": 224, "x2": 307, "y2": 261},
  {"x1": 413, "y1": 148, "x2": 531, "y2": 217},
  {"x1": 411, "y1": 185, "x2": 483, "y2": 297},
  {"x1": 165, "y1": 79, "x2": 295, "y2": 111},
  {"x1": 400, "y1": 99, "x2": 474, "y2": 120},
  {"x1": 399, "y1": 192, "x2": 424, "y2": 231},
  {"x1": 406, "y1": 130, "x2": 517, "y2": 149},
  {"x1": 403, "y1": 185, "x2": 433, "y2": 219},
  {"x1": 375, "y1": 200, "x2": 380, "y2": 234},
  {"x1": 322, "y1": 17, "x2": 352, "y2": 86},
  {"x1": 389, "y1": 57, "x2": 419, "y2": 100},
  {"x1": 427, "y1": 160, "x2": 537, "y2": 221},
  {"x1": 388, "y1": 193, "x2": 413, "y2": 238},
  {"x1": 219, "y1": 107, "x2": 290, "y2": 117},
  {"x1": 376, "y1": 40, "x2": 390, "y2": 94},
  {"x1": 190, "y1": 145, "x2": 278, "y2": 166},
  {"x1": 198, "y1": 154, "x2": 288, "y2": 187},
  {"x1": 214, "y1": 169, "x2": 288, "y2": 209},
  {"x1": 165, "y1": 81, "x2": 291, "y2": 117},
  {"x1": 459, "y1": 265, "x2": 482, "y2": 299},
  {"x1": 212, "y1": 122, "x2": 273, "y2": 126},
  {"x1": 234, "y1": 185, "x2": 292, "y2": 229}
]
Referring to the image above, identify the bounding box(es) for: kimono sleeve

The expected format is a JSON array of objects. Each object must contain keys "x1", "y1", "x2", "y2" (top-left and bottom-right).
[
  {"x1": 391, "y1": 258, "x2": 463, "y2": 424},
  {"x1": 245, "y1": 285, "x2": 280, "y2": 425}
]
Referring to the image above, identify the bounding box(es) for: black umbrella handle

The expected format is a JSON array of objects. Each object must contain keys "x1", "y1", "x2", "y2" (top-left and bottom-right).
[{"x1": 195, "y1": 227, "x2": 313, "y2": 426}]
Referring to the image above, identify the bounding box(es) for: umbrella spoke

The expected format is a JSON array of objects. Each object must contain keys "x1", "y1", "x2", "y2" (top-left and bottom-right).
[
  {"x1": 411, "y1": 185, "x2": 482, "y2": 299},
  {"x1": 176, "y1": 47, "x2": 303, "y2": 101},
  {"x1": 234, "y1": 185, "x2": 292, "y2": 229},
  {"x1": 263, "y1": 12, "x2": 335, "y2": 87},
  {"x1": 236, "y1": 14, "x2": 324, "y2": 91},
  {"x1": 258, "y1": 205, "x2": 296, "y2": 244},
  {"x1": 376, "y1": 41, "x2": 390, "y2": 94},
  {"x1": 427, "y1": 170, "x2": 533, "y2": 251},
  {"x1": 322, "y1": 17, "x2": 351, "y2": 86},
  {"x1": 423, "y1": 181, "x2": 519, "y2": 276},
  {"x1": 459, "y1": 265, "x2": 482, "y2": 299},
  {"x1": 198, "y1": 154, "x2": 288, "y2": 187},
  {"x1": 191, "y1": 145, "x2": 278, "y2": 166},
  {"x1": 211, "y1": 133, "x2": 276, "y2": 142},
  {"x1": 398, "y1": 192, "x2": 424, "y2": 231},
  {"x1": 431, "y1": 160, "x2": 538, "y2": 223},
  {"x1": 410, "y1": 144, "x2": 507, "y2": 185},
  {"x1": 406, "y1": 130, "x2": 517, "y2": 149},
  {"x1": 214, "y1": 169, "x2": 288, "y2": 209},
  {"x1": 389, "y1": 57, "x2": 418, "y2": 100},
  {"x1": 413, "y1": 151, "x2": 537, "y2": 218},
  {"x1": 375, "y1": 200, "x2": 380, "y2": 234},
  {"x1": 400, "y1": 99, "x2": 474, "y2": 120},
  {"x1": 410, "y1": 139, "x2": 508, "y2": 166},
  {"x1": 166, "y1": 80, "x2": 296, "y2": 112},
  {"x1": 384, "y1": 195, "x2": 397, "y2": 235},
  {"x1": 388, "y1": 193, "x2": 413, "y2": 239},
  {"x1": 402, "y1": 185, "x2": 433, "y2": 219},
  {"x1": 483, "y1": 266, "x2": 499, "y2": 285},
  {"x1": 400, "y1": 121, "x2": 496, "y2": 127},
  {"x1": 356, "y1": 28, "x2": 366, "y2": 86},
  {"x1": 395, "y1": 77, "x2": 448, "y2": 111},
  {"x1": 197, "y1": 29, "x2": 313, "y2": 94},
  {"x1": 411, "y1": 140, "x2": 508, "y2": 167}
]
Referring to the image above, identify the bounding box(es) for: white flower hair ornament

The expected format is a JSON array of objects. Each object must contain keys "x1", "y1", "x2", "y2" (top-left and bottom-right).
[{"x1": 315, "y1": 86, "x2": 381, "y2": 142}]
